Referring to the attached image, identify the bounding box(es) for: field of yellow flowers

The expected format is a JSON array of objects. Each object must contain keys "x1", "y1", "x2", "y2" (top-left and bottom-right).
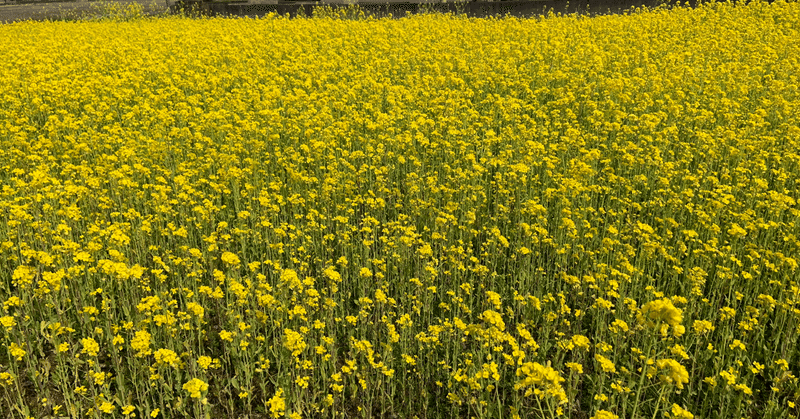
[{"x1": 1, "y1": 1, "x2": 799, "y2": 418}]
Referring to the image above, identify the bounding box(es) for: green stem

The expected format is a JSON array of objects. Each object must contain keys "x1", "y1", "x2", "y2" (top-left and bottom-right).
[
  {"x1": 651, "y1": 385, "x2": 667, "y2": 419},
  {"x1": 631, "y1": 332, "x2": 658, "y2": 419}
]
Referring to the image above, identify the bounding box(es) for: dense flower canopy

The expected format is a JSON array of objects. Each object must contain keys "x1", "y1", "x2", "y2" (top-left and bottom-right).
[{"x1": 1, "y1": 1, "x2": 799, "y2": 418}]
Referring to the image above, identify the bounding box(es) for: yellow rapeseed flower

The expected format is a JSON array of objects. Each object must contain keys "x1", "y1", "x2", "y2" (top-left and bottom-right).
[
  {"x1": 639, "y1": 298, "x2": 683, "y2": 327},
  {"x1": 183, "y1": 378, "x2": 208, "y2": 399},
  {"x1": 590, "y1": 410, "x2": 619, "y2": 419},
  {"x1": 267, "y1": 388, "x2": 286, "y2": 418}
]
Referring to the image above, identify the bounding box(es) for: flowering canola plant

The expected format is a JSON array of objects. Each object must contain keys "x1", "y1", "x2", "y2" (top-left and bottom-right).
[{"x1": 1, "y1": 1, "x2": 800, "y2": 418}]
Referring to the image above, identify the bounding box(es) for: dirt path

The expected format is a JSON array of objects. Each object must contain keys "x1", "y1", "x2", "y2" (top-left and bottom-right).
[
  {"x1": 0, "y1": 0, "x2": 461, "y2": 22},
  {"x1": 0, "y1": 0, "x2": 170, "y2": 23}
]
